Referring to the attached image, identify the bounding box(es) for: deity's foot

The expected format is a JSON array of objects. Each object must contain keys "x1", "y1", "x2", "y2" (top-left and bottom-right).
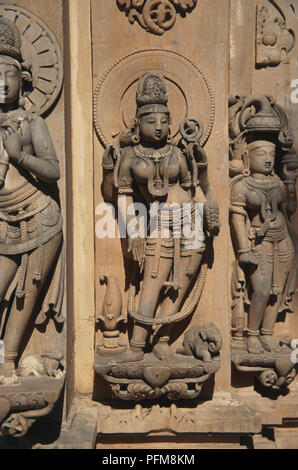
[
  {"x1": 0, "y1": 361, "x2": 18, "y2": 385},
  {"x1": 260, "y1": 335, "x2": 282, "y2": 353},
  {"x1": 108, "y1": 349, "x2": 144, "y2": 365},
  {"x1": 247, "y1": 336, "x2": 264, "y2": 354},
  {"x1": 152, "y1": 343, "x2": 175, "y2": 361}
]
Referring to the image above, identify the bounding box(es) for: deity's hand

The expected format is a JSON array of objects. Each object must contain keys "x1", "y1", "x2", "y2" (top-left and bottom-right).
[
  {"x1": 282, "y1": 161, "x2": 298, "y2": 201},
  {"x1": 282, "y1": 162, "x2": 298, "y2": 184},
  {"x1": 238, "y1": 250, "x2": 259, "y2": 267},
  {"x1": 2, "y1": 121, "x2": 23, "y2": 160},
  {"x1": 103, "y1": 144, "x2": 116, "y2": 169},
  {"x1": 128, "y1": 236, "x2": 145, "y2": 271}
]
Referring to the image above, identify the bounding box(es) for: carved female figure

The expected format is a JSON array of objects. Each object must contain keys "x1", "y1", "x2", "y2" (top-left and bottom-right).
[
  {"x1": 102, "y1": 72, "x2": 219, "y2": 363},
  {"x1": 0, "y1": 18, "x2": 63, "y2": 372},
  {"x1": 229, "y1": 95, "x2": 297, "y2": 355}
]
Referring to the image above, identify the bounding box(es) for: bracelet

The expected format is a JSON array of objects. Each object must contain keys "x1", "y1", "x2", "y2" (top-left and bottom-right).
[
  {"x1": 16, "y1": 151, "x2": 27, "y2": 165},
  {"x1": 238, "y1": 248, "x2": 250, "y2": 254}
]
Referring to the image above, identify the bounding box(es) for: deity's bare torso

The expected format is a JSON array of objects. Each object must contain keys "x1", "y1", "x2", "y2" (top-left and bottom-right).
[
  {"x1": 119, "y1": 144, "x2": 193, "y2": 205},
  {"x1": 232, "y1": 176, "x2": 287, "y2": 230}
]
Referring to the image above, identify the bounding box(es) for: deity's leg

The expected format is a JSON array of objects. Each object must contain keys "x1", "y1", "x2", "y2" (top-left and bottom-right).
[
  {"x1": 261, "y1": 238, "x2": 292, "y2": 352},
  {"x1": 4, "y1": 232, "x2": 63, "y2": 367},
  {"x1": 113, "y1": 254, "x2": 172, "y2": 363},
  {"x1": 247, "y1": 254, "x2": 272, "y2": 354},
  {"x1": 153, "y1": 252, "x2": 203, "y2": 360},
  {"x1": 0, "y1": 254, "x2": 19, "y2": 370},
  {"x1": 0, "y1": 254, "x2": 19, "y2": 304}
]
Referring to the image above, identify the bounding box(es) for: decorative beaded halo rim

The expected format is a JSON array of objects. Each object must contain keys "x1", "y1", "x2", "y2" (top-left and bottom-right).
[
  {"x1": 93, "y1": 48, "x2": 215, "y2": 148},
  {"x1": 0, "y1": 4, "x2": 63, "y2": 116}
]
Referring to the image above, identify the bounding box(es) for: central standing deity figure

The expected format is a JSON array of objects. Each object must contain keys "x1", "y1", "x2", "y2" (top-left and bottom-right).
[{"x1": 102, "y1": 72, "x2": 220, "y2": 363}]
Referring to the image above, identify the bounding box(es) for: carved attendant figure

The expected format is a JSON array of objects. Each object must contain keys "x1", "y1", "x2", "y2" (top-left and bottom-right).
[
  {"x1": 102, "y1": 72, "x2": 220, "y2": 363},
  {"x1": 230, "y1": 95, "x2": 297, "y2": 355},
  {"x1": 0, "y1": 19, "x2": 63, "y2": 372}
]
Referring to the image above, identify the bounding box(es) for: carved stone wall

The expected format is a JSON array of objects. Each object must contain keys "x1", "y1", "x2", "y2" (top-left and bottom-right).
[{"x1": 0, "y1": 0, "x2": 297, "y2": 450}]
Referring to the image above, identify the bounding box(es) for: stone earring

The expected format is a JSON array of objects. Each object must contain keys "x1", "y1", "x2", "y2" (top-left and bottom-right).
[
  {"x1": 131, "y1": 121, "x2": 140, "y2": 145},
  {"x1": 242, "y1": 150, "x2": 250, "y2": 176},
  {"x1": 19, "y1": 83, "x2": 26, "y2": 109},
  {"x1": 167, "y1": 127, "x2": 172, "y2": 143}
]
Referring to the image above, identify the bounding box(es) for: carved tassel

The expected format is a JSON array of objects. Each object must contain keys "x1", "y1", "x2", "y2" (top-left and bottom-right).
[
  {"x1": 151, "y1": 237, "x2": 162, "y2": 279},
  {"x1": 33, "y1": 245, "x2": 44, "y2": 282},
  {"x1": 16, "y1": 253, "x2": 28, "y2": 299},
  {"x1": 16, "y1": 220, "x2": 28, "y2": 298},
  {"x1": 271, "y1": 242, "x2": 280, "y2": 296}
]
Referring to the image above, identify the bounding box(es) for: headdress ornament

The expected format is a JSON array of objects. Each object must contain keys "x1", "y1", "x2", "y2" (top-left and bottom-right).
[
  {"x1": 136, "y1": 72, "x2": 169, "y2": 118},
  {"x1": 0, "y1": 17, "x2": 22, "y2": 62}
]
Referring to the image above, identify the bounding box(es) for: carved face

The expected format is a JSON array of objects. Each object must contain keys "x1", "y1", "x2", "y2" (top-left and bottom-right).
[
  {"x1": 139, "y1": 112, "x2": 169, "y2": 144},
  {"x1": 248, "y1": 140, "x2": 276, "y2": 176},
  {"x1": 0, "y1": 61, "x2": 20, "y2": 105}
]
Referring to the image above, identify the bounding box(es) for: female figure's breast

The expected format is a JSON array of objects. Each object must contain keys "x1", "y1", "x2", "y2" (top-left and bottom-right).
[
  {"x1": 0, "y1": 163, "x2": 31, "y2": 195},
  {"x1": 246, "y1": 184, "x2": 286, "y2": 229},
  {"x1": 132, "y1": 152, "x2": 180, "y2": 185}
]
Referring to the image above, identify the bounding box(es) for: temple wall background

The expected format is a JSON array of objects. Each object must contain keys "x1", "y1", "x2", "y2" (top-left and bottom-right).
[{"x1": 0, "y1": 0, "x2": 298, "y2": 449}]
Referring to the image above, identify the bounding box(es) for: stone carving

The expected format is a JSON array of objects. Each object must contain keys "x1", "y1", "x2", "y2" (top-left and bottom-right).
[
  {"x1": 0, "y1": 14, "x2": 65, "y2": 436},
  {"x1": 96, "y1": 275, "x2": 127, "y2": 357},
  {"x1": 229, "y1": 93, "x2": 297, "y2": 390},
  {"x1": 116, "y1": 0, "x2": 197, "y2": 36},
  {"x1": 94, "y1": 71, "x2": 221, "y2": 401},
  {"x1": 93, "y1": 48, "x2": 215, "y2": 149},
  {"x1": 0, "y1": 5, "x2": 63, "y2": 116},
  {"x1": 256, "y1": 3, "x2": 295, "y2": 67},
  {"x1": 0, "y1": 376, "x2": 64, "y2": 437},
  {"x1": 99, "y1": 400, "x2": 261, "y2": 435},
  {"x1": 177, "y1": 323, "x2": 222, "y2": 362}
]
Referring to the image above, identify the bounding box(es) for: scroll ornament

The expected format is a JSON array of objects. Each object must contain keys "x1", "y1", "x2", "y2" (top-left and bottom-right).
[
  {"x1": 256, "y1": 4, "x2": 295, "y2": 67},
  {"x1": 117, "y1": 0, "x2": 197, "y2": 35}
]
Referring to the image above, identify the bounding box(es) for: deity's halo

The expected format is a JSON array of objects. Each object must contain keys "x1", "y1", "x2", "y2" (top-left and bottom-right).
[
  {"x1": 93, "y1": 49, "x2": 215, "y2": 148},
  {"x1": 0, "y1": 5, "x2": 63, "y2": 116}
]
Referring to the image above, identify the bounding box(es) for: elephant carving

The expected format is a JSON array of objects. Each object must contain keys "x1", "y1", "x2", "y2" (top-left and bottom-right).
[{"x1": 177, "y1": 323, "x2": 222, "y2": 362}]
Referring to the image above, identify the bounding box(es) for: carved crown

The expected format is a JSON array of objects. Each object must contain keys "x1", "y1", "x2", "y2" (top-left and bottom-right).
[
  {"x1": 0, "y1": 17, "x2": 22, "y2": 61},
  {"x1": 136, "y1": 72, "x2": 169, "y2": 117},
  {"x1": 136, "y1": 72, "x2": 168, "y2": 106}
]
